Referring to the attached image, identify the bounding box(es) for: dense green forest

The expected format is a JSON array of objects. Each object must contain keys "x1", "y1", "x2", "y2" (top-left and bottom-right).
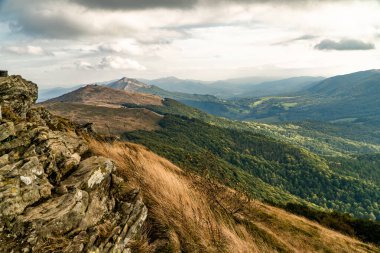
[
  {"x1": 124, "y1": 99, "x2": 380, "y2": 156},
  {"x1": 123, "y1": 114, "x2": 380, "y2": 220}
]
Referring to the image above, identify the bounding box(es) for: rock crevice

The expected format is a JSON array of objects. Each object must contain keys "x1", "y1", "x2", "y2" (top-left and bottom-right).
[{"x1": 0, "y1": 76, "x2": 147, "y2": 252}]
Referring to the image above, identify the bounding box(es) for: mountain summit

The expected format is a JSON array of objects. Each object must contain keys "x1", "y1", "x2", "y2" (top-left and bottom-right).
[
  {"x1": 107, "y1": 77, "x2": 151, "y2": 92},
  {"x1": 45, "y1": 84, "x2": 162, "y2": 107}
]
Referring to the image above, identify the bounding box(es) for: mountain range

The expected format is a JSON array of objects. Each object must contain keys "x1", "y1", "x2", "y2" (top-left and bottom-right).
[
  {"x1": 24, "y1": 69, "x2": 380, "y2": 251},
  {"x1": 40, "y1": 71, "x2": 380, "y2": 222}
]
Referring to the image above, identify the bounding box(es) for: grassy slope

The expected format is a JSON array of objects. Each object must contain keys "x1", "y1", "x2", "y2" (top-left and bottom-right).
[
  {"x1": 122, "y1": 114, "x2": 380, "y2": 220},
  {"x1": 41, "y1": 102, "x2": 163, "y2": 135},
  {"x1": 90, "y1": 140, "x2": 377, "y2": 253}
]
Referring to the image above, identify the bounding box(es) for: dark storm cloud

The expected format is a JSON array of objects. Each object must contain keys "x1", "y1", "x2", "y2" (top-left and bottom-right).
[
  {"x1": 7, "y1": 14, "x2": 91, "y2": 39},
  {"x1": 0, "y1": 0, "x2": 136, "y2": 39},
  {"x1": 314, "y1": 39, "x2": 375, "y2": 51}
]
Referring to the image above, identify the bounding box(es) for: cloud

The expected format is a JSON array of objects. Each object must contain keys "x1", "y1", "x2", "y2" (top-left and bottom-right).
[
  {"x1": 0, "y1": 0, "x2": 139, "y2": 39},
  {"x1": 314, "y1": 39, "x2": 375, "y2": 51},
  {"x1": 71, "y1": 0, "x2": 197, "y2": 10},
  {"x1": 70, "y1": 0, "x2": 360, "y2": 10},
  {"x1": 99, "y1": 56, "x2": 146, "y2": 70},
  {"x1": 75, "y1": 60, "x2": 95, "y2": 70},
  {"x1": 97, "y1": 40, "x2": 142, "y2": 55},
  {"x1": 293, "y1": 34, "x2": 318, "y2": 41},
  {"x1": 273, "y1": 34, "x2": 318, "y2": 46},
  {"x1": 2, "y1": 45, "x2": 50, "y2": 55},
  {"x1": 76, "y1": 56, "x2": 146, "y2": 71}
]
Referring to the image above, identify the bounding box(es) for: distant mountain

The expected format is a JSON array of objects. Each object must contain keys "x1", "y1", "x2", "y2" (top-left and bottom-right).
[
  {"x1": 237, "y1": 76, "x2": 325, "y2": 98},
  {"x1": 37, "y1": 79, "x2": 118, "y2": 102},
  {"x1": 41, "y1": 85, "x2": 163, "y2": 135},
  {"x1": 38, "y1": 85, "x2": 83, "y2": 102},
  {"x1": 105, "y1": 77, "x2": 239, "y2": 116},
  {"x1": 45, "y1": 84, "x2": 162, "y2": 106},
  {"x1": 140, "y1": 76, "x2": 324, "y2": 98},
  {"x1": 38, "y1": 77, "x2": 380, "y2": 225},
  {"x1": 142, "y1": 76, "x2": 215, "y2": 94},
  {"x1": 39, "y1": 75, "x2": 324, "y2": 103},
  {"x1": 219, "y1": 69, "x2": 380, "y2": 126},
  {"x1": 107, "y1": 77, "x2": 151, "y2": 92},
  {"x1": 307, "y1": 69, "x2": 380, "y2": 97}
]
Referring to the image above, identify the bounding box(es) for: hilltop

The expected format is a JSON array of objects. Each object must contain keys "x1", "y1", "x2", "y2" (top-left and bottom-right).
[
  {"x1": 41, "y1": 85, "x2": 163, "y2": 135},
  {"x1": 46, "y1": 84, "x2": 163, "y2": 107}
]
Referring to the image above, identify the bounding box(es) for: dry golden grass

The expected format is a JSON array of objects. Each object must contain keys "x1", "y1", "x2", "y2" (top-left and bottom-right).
[
  {"x1": 46, "y1": 84, "x2": 163, "y2": 106},
  {"x1": 41, "y1": 102, "x2": 162, "y2": 135},
  {"x1": 89, "y1": 140, "x2": 378, "y2": 253}
]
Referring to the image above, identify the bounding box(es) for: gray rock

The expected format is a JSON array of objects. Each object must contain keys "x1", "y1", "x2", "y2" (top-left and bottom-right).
[
  {"x1": 0, "y1": 75, "x2": 147, "y2": 253},
  {"x1": 0, "y1": 75, "x2": 37, "y2": 119},
  {"x1": 0, "y1": 122, "x2": 15, "y2": 141}
]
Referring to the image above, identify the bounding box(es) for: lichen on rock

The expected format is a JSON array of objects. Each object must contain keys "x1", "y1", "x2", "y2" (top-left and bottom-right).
[{"x1": 0, "y1": 75, "x2": 147, "y2": 252}]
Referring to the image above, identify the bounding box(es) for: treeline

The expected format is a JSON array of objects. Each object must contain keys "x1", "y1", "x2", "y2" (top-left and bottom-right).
[
  {"x1": 277, "y1": 202, "x2": 380, "y2": 245},
  {"x1": 123, "y1": 114, "x2": 380, "y2": 220}
]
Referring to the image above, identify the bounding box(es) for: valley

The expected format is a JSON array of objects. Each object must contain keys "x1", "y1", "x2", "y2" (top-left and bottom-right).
[
  {"x1": 39, "y1": 71, "x2": 380, "y2": 225},
  {"x1": 3, "y1": 0, "x2": 380, "y2": 251}
]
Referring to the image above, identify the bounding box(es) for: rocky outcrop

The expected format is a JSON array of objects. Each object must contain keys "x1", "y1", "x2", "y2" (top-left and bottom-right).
[
  {"x1": 0, "y1": 75, "x2": 38, "y2": 119},
  {"x1": 0, "y1": 76, "x2": 147, "y2": 252}
]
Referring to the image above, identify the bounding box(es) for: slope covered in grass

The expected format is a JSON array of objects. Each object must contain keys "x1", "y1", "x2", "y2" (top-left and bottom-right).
[
  {"x1": 123, "y1": 114, "x2": 380, "y2": 220},
  {"x1": 89, "y1": 140, "x2": 378, "y2": 253}
]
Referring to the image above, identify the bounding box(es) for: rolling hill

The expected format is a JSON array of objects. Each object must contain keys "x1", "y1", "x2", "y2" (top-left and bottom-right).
[
  {"x1": 45, "y1": 84, "x2": 163, "y2": 106},
  {"x1": 203, "y1": 69, "x2": 380, "y2": 126},
  {"x1": 36, "y1": 76, "x2": 380, "y2": 249},
  {"x1": 7, "y1": 74, "x2": 378, "y2": 252},
  {"x1": 41, "y1": 83, "x2": 380, "y2": 221},
  {"x1": 142, "y1": 76, "x2": 324, "y2": 98},
  {"x1": 41, "y1": 85, "x2": 164, "y2": 135}
]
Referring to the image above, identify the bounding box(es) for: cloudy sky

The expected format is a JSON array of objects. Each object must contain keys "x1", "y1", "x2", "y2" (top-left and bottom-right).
[{"x1": 1, "y1": 0, "x2": 380, "y2": 88}]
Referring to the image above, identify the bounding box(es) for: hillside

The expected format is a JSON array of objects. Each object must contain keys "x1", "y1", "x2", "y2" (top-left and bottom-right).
[
  {"x1": 43, "y1": 84, "x2": 380, "y2": 219},
  {"x1": 91, "y1": 140, "x2": 378, "y2": 252},
  {"x1": 0, "y1": 75, "x2": 148, "y2": 252},
  {"x1": 124, "y1": 98, "x2": 380, "y2": 156},
  {"x1": 307, "y1": 69, "x2": 380, "y2": 97},
  {"x1": 41, "y1": 102, "x2": 163, "y2": 135},
  {"x1": 3, "y1": 75, "x2": 378, "y2": 252},
  {"x1": 196, "y1": 69, "x2": 380, "y2": 126},
  {"x1": 123, "y1": 114, "x2": 380, "y2": 220},
  {"x1": 46, "y1": 84, "x2": 163, "y2": 107},
  {"x1": 142, "y1": 76, "x2": 324, "y2": 98},
  {"x1": 41, "y1": 85, "x2": 164, "y2": 135}
]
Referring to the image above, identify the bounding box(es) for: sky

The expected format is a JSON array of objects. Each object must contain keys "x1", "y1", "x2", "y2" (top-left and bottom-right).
[{"x1": 1, "y1": 0, "x2": 380, "y2": 88}]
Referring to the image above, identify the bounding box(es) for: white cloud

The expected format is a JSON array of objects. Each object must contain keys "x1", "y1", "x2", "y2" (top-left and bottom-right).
[
  {"x1": 3, "y1": 45, "x2": 50, "y2": 55},
  {"x1": 99, "y1": 56, "x2": 146, "y2": 70},
  {"x1": 97, "y1": 40, "x2": 142, "y2": 55},
  {"x1": 75, "y1": 56, "x2": 146, "y2": 71},
  {"x1": 1, "y1": 0, "x2": 380, "y2": 85},
  {"x1": 75, "y1": 60, "x2": 95, "y2": 70}
]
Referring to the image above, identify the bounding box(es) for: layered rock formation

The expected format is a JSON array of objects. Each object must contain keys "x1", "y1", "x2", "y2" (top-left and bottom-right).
[{"x1": 0, "y1": 76, "x2": 147, "y2": 252}]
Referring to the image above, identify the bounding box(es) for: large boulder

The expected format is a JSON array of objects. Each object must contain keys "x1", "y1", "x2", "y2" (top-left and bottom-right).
[
  {"x1": 0, "y1": 75, "x2": 38, "y2": 119},
  {"x1": 0, "y1": 75, "x2": 147, "y2": 252}
]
